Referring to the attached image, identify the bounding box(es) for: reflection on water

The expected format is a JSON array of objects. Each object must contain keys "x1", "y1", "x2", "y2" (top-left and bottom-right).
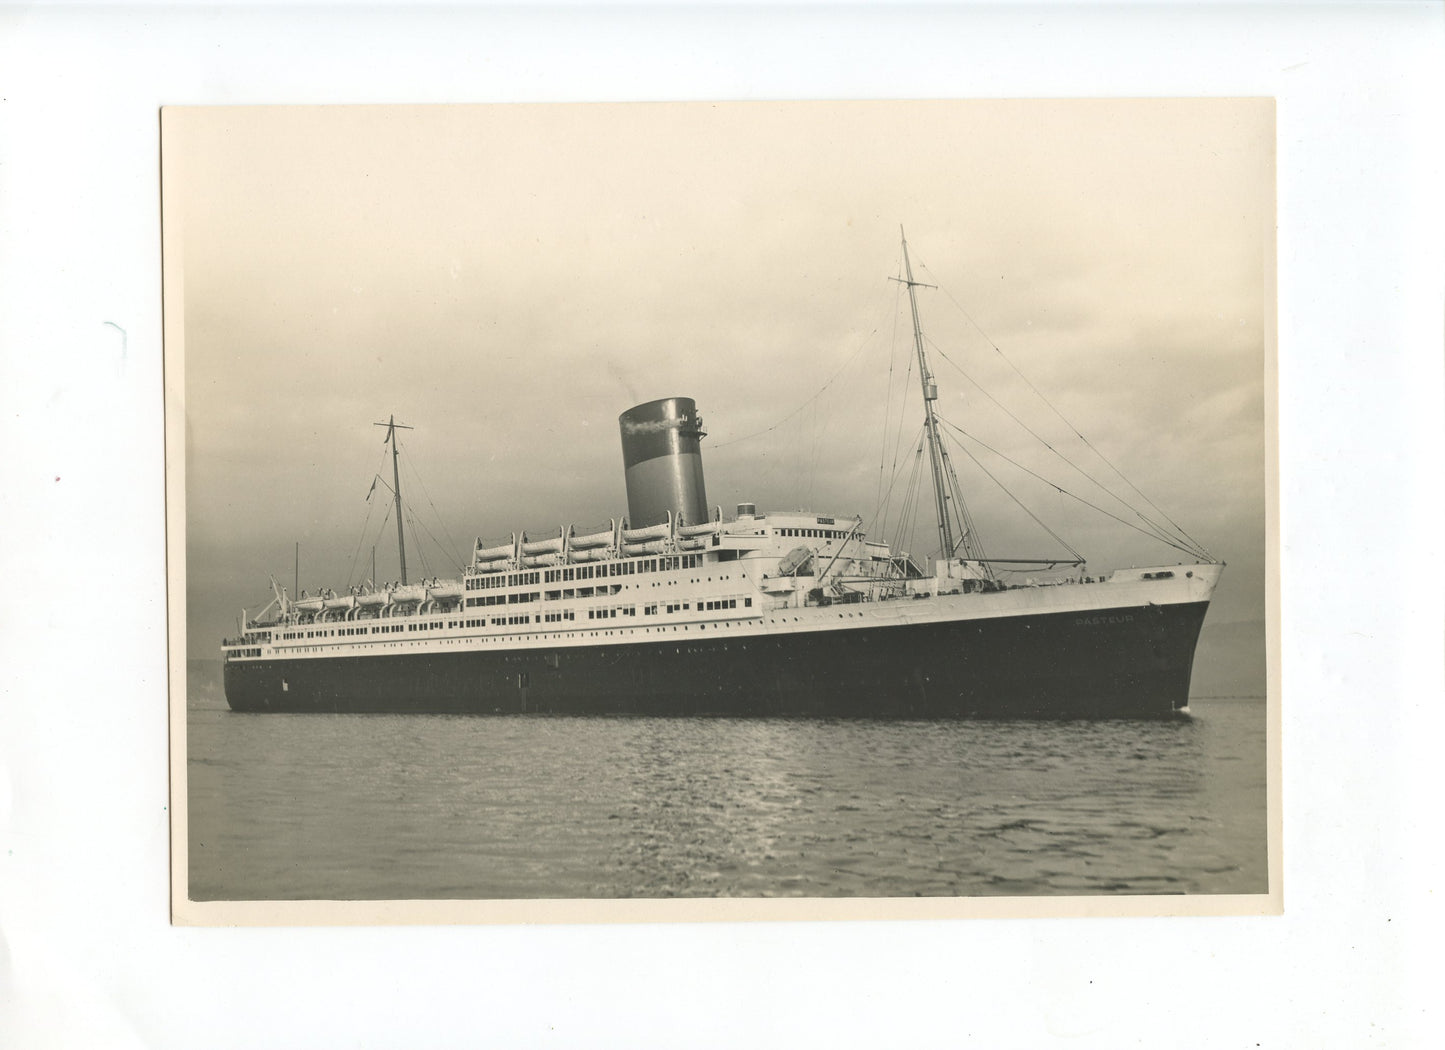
[{"x1": 187, "y1": 701, "x2": 1266, "y2": 900}]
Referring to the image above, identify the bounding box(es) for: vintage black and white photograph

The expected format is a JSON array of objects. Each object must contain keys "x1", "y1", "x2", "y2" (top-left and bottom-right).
[{"x1": 166, "y1": 100, "x2": 1275, "y2": 915}]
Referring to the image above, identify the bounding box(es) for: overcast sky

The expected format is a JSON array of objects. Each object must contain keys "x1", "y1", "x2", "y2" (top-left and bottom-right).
[{"x1": 167, "y1": 100, "x2": 1272, "y2": 659}]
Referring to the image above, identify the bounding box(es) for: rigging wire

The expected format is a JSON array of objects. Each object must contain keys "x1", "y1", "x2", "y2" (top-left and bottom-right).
[
  {"x1": 708, "y1": 328, "x2": 880, "y2": 451},
  {"x1": 366, "y1": 499, "x2": 396, "y2": 583},
  {"x1": 875, "y1": 279, "x2": 905, "y2": 515},
  {"x1": 933, "y1": 401, "x2": 988, "y2": 564},
  {"x1": 874, "y1": 338, "x2": 918, "y2": 533},
  {"x1": 923, "y1": 333, "x2": 1204, "y2": 557},
  {"x1": 937, "y1": 418, "x2": 1084, "y2": 561},
  {"x1": 404, "y1": 503, "x2": 436, "y2": 577},
  {"x1": 936, "y1": 416, "x2": 1208, "y2": 559},
  {"x1": 870, "y1": 420, "x2": 925, "y2": 545},
  {"x1": 397, "y1": 439, "x2": 467, "y2": 570},
  {"x1": 344, "y1": 481, "x2": 382, "y2": 588},
  {"x1": 345, "y1": 446, "x2": 397, "y2": 588},
  {"x1": 900, "y1": 442, "x2": 927, "y2": 560},
  {"x1": 916, "y1": 257, "x2": 1213, "y2": 560},
  {"x1": 403, "y1": 500, "x2": 471, "y2": 577}
]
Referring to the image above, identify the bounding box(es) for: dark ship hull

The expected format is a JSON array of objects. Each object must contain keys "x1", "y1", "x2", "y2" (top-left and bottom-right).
[{"x1": 224, "y1": 598, "x2": 1209, "y2": 719}]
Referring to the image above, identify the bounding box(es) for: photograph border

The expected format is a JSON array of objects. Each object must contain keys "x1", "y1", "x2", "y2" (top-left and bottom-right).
[{"x1": 162, "y1": 100, "x2": 1281, "y2": 926}]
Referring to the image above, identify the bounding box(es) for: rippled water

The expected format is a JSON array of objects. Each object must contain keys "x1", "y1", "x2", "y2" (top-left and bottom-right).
[{"x1": 187, "y1": 695, "x2": 1266, "y2": 900}]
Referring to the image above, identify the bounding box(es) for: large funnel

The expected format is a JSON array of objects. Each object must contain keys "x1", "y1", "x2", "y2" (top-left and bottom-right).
[{"x1": 618, "y1": 397, "x2": 708, "y2": 528}]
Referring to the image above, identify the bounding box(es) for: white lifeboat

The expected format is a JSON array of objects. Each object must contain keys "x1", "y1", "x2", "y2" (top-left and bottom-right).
[
  {"x1": 355, "y1": 590, "x2": 388, "y2": 608},
  {"x1": 426, "y1": 579, "x2": 463, "y2": 600},
  {"x1": 569, "y1": 523, "x2": 613, "y2": 550},
  {"x1": 323, "y1": 594, "x2": 355, "y2": 612},
  {"x1": 522, "y1": 533, "x2": 564, "y2": 555},
  {"x1": 677, "y1": 522, "x2": 718, "y2": 538},
  {"x1": 622, "y1": 520, "x2": 670, "y2": 542},
  {"x1": 568, "y1": 548, "x2": 608, "y2": 563},
  {"x1": 389, "y1": 584, "x2": 427, "y2": 604},
  {"x1": 293, "y1": 595, "x2": 324, "y2": 613},
  {"x1": 475, "y1": 535, "x2": 514, "y2": 562},
  {"x1": 621, "y1": 539, "x2": 669, "y2": 556},
  {"x1": 777, "y1": 546, "x2": 814, "y2": 576}
]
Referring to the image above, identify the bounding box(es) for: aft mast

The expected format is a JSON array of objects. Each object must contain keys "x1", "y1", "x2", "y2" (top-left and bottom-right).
[
  {"x1": 894, "y1": 228, "x2": 989, "y2": 570},
  {"x1": 376, "y1": 415, "x2": 413, "y2": 585}
]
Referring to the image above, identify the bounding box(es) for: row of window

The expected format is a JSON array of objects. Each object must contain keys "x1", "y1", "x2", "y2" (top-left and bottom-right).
[
  {"x1": 467, "y1": 584, "x2": 647, "y2": 608},
  {"x1": 466, "y1": 570, "x2": 542, "y2": 592},
  {"x1": 543, "y1": 555, "x2": 704, "y2": 583},
  {"x1": 466, "y1": 590, "x2": 543, "y2": 608},
  {"x1": 667, "y1": 597, "x2": 751, "y2": 614},
  {"x1": 588, "y1": 607, "x2": 635, "y2": 619},
  {"x1": 252, "y1": 601, "x2": 769, "y2": 656},
  {"x1": 271, "y1": 592, "x2": 755, "y2": 648},
  {"x1": 466, "y1": 554, "x2": 709, "y2": 591},
  {"x1": 280, "y1": 621, "x2": 419, "y2": 640},
  {"x1": 777, "y1": 527, "x2": 852, "y2": 540}
]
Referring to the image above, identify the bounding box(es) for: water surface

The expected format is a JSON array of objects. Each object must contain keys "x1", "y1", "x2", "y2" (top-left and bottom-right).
[{"x1": 187, "y1": 698, "x2": 1266, "y2": 900}]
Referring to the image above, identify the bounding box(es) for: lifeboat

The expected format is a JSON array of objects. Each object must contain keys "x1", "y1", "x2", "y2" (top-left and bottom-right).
[
  {"x1": 569, "y1": 522, "x2": 614, "y2": 550},
  {"x1": 475, "y1": 539, "x2": 514, "y2": 563},
  {"x1": 293, "y1": 596, "x2": 324, "y2": 614},
  {"x1": 521, "y1": 532, "x2": 564, "y2": 555},
  {"x1": 521, "y1": 553, "x2": 563, "y2": 569},
  {"x1": 676, "y1": 537, "x2": 707, "y2": 551},
  {"x1": 677, "y1": 522, "x2": 718, "y2": 538},
  {"x1": 323, "y1": 594, "x2": 355, "y2": 612},
  {"x1": 622, "y1": 520, "x2": 670, "y2": 543},
  {"x1": 568, "y1": 548, "x2": 608, "y2": 563},
  {"x1": 426, "y1": 579, "x2": 463, "y2": 600},
  {"x1": 777, "y1": 546, "x2": 814, "y2": 576},
  {"x1": 388, "y1": 584, "x2": 427, "y2": 604},
  {"x1": 355, "y1": 591, "x2": 388, "y2": 608},
  {"x1": 621, "y1": 539, "x2": 668, "y2": 557}
]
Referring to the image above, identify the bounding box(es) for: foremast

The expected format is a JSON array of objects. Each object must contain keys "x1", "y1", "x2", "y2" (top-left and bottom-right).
[
  {"x1": 376, "y1": 415, "x2": 413, "y2": 585},
  {"x1": 895, "y1": 228, "x2": 990, "y2": 575}
]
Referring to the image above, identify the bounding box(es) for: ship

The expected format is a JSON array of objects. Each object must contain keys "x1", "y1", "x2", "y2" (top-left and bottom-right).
[{"x1": 220, "y1": 233, "x2": 1222, "y2": 718}]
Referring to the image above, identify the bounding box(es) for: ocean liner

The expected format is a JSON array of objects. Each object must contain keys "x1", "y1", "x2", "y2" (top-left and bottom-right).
[{"x1": 221, "y1": 234, "x2": 1222, "y2": 718}]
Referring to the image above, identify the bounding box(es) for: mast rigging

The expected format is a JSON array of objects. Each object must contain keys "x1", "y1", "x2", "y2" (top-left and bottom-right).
[{"x1": 891, "y1": 228, "x2": 989, "y2": 571}]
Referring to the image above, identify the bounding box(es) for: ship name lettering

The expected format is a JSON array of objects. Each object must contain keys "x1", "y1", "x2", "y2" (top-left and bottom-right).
[{"x1": 1073, "y1": 614, "x2": 1135, "y2": 626}]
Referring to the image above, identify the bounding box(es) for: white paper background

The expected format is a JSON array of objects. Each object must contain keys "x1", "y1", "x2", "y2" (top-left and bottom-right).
[{"x1": 1, "y1": 2, "x2": 1440, "y2": 1047}]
